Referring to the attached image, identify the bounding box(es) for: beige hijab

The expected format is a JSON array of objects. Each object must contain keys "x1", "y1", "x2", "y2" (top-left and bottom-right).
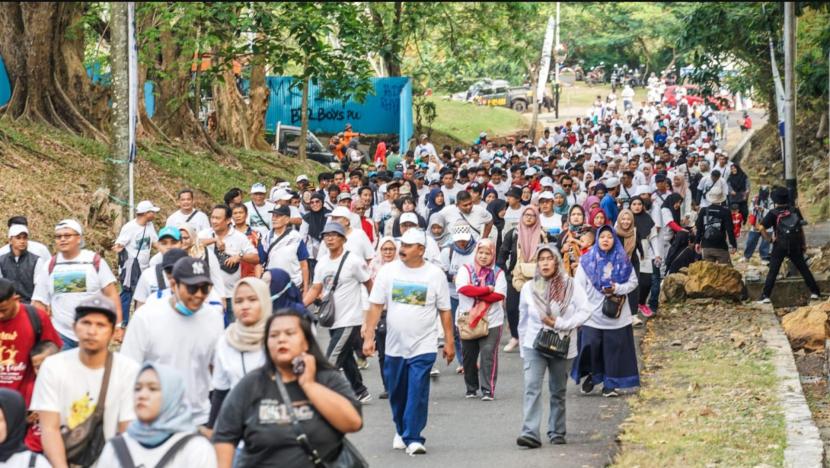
[{"x1": 225, "y1": 277, "x2": 272, "y2": 352}]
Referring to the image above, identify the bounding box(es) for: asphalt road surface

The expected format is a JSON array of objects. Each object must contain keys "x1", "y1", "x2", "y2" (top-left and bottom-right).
[{"x1": 317, "y1": 331, "x2": 630, "y2": 468}]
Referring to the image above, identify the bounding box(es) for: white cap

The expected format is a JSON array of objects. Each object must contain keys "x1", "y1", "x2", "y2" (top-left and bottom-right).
[
  {"x1": 540, "y1": 176, "x2": 555, "y2": 188},
  {"x1": 55, "y1": 219, "x2": 83, "y2": 235},
  {"x1": 250, "y1": 183, "x2": 267, "y2": 194},
  {"x1": 451, "y1": 223, "x2": 472, "y2": 242},
  {"x1": 273, "y1": 189, "x2": 293, "y2": 201},
  {"x1": 135, "y1": 200, "x2": 160, "y2": 214},
  {"x1": 605, "y1": 177, "x2": 621, "y2": 189},
  {"x1": 537, "y1": 191, "x2": 555, "y2": 201},
  {"x1": 400, "y1": 228, "x2": 427, "y2": 245},
  {"x1": 8, "y1": 225, "x2": 28, "y2": 238},
  {"x1": 326, "y1": 206, "x2": 353, "y2": 220},
  {"x1": 524, "y1": 167, "x2": 537, "y2": 177},
  {"x1": 296, "y1": 174, "x2": 309, "y2": 183},
  {"x1": 400, "y1": 213, "x2": 419, "y2": 225},
  {"x1": 635, "y1": 185, "x2": 652, "y2": 196}
]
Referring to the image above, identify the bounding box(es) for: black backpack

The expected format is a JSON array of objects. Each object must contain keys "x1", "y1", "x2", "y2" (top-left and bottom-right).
[
  {"x1": 775, "y1": 208, "x2": 803, "y2": 242},
  {"x1": 702, "y1": 208, "x2": 724, "y2": 242}
]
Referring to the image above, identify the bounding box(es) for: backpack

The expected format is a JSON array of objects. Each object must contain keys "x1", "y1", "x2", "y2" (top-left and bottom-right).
[
  {"x1": 24, "y1": 304, "x2": 42, "y2": 350},
  {"x1": 775, "y1": 208, "x2": 803, "y2": 242},
  {"x1": 110, "y1": 433, "x2": 203, "y2": 468},
  {"x1": 47, "y1": 253, "x2": 102, "y2": 275},
  {"x1": 702, "y1": 208, "x2": 724, "y2": 242}
]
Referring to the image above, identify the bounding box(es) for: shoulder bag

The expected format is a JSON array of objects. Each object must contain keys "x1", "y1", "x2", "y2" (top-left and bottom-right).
[
  {"x1": 273, "y1": 374, "x2": 368, "y2": 468},
  {"x1": 316, "y1": 252, "x2": 350, "y2": 328},
  {"x1": 62, "y1": 352, "x2": 113, "y2": 466},
  {"x1": 456, "y1": 265, "x2": 489, "y2": 340},
  {"x1": 110, "y1": 433, "x2": 202, "y2": 468},
  {"x1": 213, "y1": 233, "x2": 240, "y2": 274},
  {"x1": 601, "y1": 294, "x2": 626, "y2": 319},
  {"x1": 533, "y1": 328, "x2": 569, "y2": 359}
]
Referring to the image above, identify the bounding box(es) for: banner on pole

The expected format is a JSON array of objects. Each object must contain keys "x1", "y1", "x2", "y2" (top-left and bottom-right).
[{"x1": 536, "y1": 17, "x2": 555, "y2": 100}]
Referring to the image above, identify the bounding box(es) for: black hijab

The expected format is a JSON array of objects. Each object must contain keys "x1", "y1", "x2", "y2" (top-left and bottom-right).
[
  {"x1": 663, "y1": 192, "x2": 683, "y2": 224},
  {"x1": 632, "y1": 197, "x2": 655, "y2": 239},
  {"x1": 487, "y1": 199, "x2": 507, "y2": 232},
  {"x1": 727, "y1": 163, "x2": 749, "y2": 193},
  {"x1": 302, "y1": 193, "x2": 329, "y2": 241},
  {"x1": 0, "y1": 389, "x2": 27, "y2": 462}
]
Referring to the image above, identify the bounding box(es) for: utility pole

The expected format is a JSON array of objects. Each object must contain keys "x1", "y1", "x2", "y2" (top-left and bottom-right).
[
  {"x1": 783, "y1": 2, "x2": 797, "y2": 203},
  {"x1": 554, "y1": 2, "x2": 560, "y2": 119}
]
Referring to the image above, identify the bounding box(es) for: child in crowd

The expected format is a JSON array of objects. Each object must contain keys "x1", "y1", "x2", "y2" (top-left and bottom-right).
[{"x1": 730, "y1": 203, "x2": 743, "y2": 239}]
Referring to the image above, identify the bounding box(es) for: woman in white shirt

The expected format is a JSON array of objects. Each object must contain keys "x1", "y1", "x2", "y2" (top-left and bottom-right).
[
  {"x1": 208, "y1": 277, "x2": 271, "y2": 428},
  {"x1": 98, "y1": 363, "x2": 216, "y2": 467},
  {"x1": 570, "y1": 225, "x2": 640, "y2": 398},
  {"x1": 0, "y1": 389, "x2": 49, "y2": 467},
  {"x1": 516, "y1": 244, "x2": 588, "y2": 448},
  {"x1": 455, "y1": 239, "x2": 506, "y2": 401}
]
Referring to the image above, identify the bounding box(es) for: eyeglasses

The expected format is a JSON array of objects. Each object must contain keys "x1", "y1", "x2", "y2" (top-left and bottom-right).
[
  {"x1": 562, "y1": 184, "x2": 572, "y2": 188},
  {"x1": 55, "y1": 234, "x2": 79, "y2": 240},
  {"x1": 185, "y1": 283, "x2": 211, "y2": 295}
]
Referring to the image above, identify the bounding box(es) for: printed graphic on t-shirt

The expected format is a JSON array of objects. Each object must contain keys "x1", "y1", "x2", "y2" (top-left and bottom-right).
[
  {"x1": 53, "y1": 271, "x2": 87, "y2": 293},
  {"x1": 0, "y1": 334, "x2": 22, "y2": 384},
  {"x1": 68, "y1": 393, "x2": 96, "y2": 429},
  {"x1": 391, "y1": 280, "x2": 428, "y2": 306},
  {"x1": 133, "y1": 236, "x2": 151, "y2": 251},
  {"x1": 258, "y1": 398, "x2": 314, "y2": 425}
]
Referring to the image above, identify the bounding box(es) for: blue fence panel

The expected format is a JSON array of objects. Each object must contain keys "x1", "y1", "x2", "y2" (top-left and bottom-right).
[
  {"x1": 264, "y1": 77, "x2": 411, "y2": 135},
  {"x1": 0, "y1": 55, "x2": 10, "y2": 107},
  {"x1": 399, "y1": 79, "x2": 413, "y2": 149}
]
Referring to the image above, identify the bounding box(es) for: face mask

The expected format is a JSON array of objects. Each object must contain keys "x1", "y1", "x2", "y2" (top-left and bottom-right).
[
  {"x1": 174, "y1": 301, "x2": 196, "y2": 316},
  {"x1": 476, "y1": 176, "x2": 486, "y2": 184}
]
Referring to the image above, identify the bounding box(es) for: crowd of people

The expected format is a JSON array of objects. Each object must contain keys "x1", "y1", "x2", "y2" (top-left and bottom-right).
[{"x1": 0, "y1": 91, "x2": 823, "y2": 467}]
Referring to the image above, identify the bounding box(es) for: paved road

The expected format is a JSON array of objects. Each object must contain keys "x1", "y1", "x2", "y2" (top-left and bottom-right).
[{"x1": 317, "y1": 332, "x2": 630, "y2": 468}]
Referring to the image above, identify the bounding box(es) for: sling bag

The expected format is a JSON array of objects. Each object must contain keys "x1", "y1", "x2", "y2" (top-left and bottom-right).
[{"x1": 316, "y1": 252, "x2": 350, "y2": 327}]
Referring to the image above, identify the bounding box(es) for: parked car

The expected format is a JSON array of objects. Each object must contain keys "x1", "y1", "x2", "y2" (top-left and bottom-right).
[
  {"x1": 472, "y1": 84, "x2": 533, "y2": 112},
  {"x1": 662, "y1": 85, "x2": 733, "y2": 110},
  {"x1": 269, "y1": 123, "x2": 339, "y2": 168}
]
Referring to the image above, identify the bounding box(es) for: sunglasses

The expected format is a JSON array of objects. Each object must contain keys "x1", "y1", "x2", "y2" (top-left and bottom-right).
[{"x1": 185, "y1": 283, "x2": 211, "y2": 295}]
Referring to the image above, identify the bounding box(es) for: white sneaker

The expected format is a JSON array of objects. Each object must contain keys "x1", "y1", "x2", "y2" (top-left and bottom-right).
[
  {"x1": 810, "y1": 294, "x2": 820, "y2": 300},
  {"x1": 430, "y1": 368, "x2": 440, "y2": 377},
  {"x1": 393, "y1": 434, "x2": 406, "y2": 450},
  {"x1": 503, "y1": 338, "x2": 519, "y2": 353},
  {"x1": 757, "y1": 296, "x2": 771, "y2": 304},
  {"x1": 406, "y1": 442, "x2": 427, "y2": 455},
  {"x1": 632, "y1": 316, "x2": 644, "y2": 327}
]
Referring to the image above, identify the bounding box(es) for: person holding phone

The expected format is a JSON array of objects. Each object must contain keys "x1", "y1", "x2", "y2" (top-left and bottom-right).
[{"x1": 213, "y1": 310, "x2": 362, "y2": 468}]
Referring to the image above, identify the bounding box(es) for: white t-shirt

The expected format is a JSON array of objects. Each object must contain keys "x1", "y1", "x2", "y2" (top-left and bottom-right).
[
  {"x1": 199, "y1": 229, "x2": 256, "y2": 299},
  {"x1": 368, "y1": 260, "x2": 451, "y2": 358},
  {"x1": 116, "y1": 220, "x2": 158, "y2": 271},
  {"x1": 120, "y1": 299, "x2": 224, "y2": 425},
  {"x1": 133, "y1": 264, "x2": 167, "y2": 304},
  {"x1": 503, "y1": 205, "x2": 523, "y2": 239},
  {"x1": 539, "y1": 212, "x2": 563, "y2": 232},
  {"x1": 317, "y1": 229, "x2": 374, "y2": 262},
  {"x1": 31, "y1": 250, "x2": 118, "y2": 339},
  {"x1": 166, "y1": 209, "x2": 211, "y2": 233},
  {"x1": 313, "y1": 251, "x2": 370, "y2": 329},
  {"x1": 30, "y1": 350, "x2": 139, "y2": 440},
  {"x1": 211, "y1": 334, "x2": 266, "y2": 391},
  {"x1": 263, "y1": 229, "x2": 306, "y2": 288},
  {"x1": 455, "y1": 263, "x2": 507, "y2": 328},
  {"x1": 245, "y1": 201, "x2": 275, "y2": 237},
  {"x1": 0, "y1": 240, "x2": 51, "y2": 260},
  {"x1": 442, "y1": 205, "x2": 493, "y2": 240},
  {"x1": 98, "y1": 432, "x2": 217, "y2": 468},
  {"x1": 0, "y1": 451, "x2": 50, "y2": 468},
  {"x1": 441, "y1": 185, "x2": 464, "y2": 205},
  {"x1": 439, "y1": 247, "x2": 475, "y2": 299}
]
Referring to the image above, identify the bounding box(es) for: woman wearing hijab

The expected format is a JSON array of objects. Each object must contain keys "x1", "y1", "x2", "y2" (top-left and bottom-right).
[
  {"x1": 0, "y1": 389, "x2": 48, "y2": 467},
  {"x1": 486, "y1": 199, "x2": 508, "y2": 253},
  {"x1": 614, "y1": 209, "x2": 644, "y2": 326},
  {"x1": 497, "y1": 205, "x2": 545, "y2": 353},
  {"x1": 571, "y1": 225, "x2": 640, "y2": 398},
  {"x1": 630, "y1": 197, "x2": 659, "y2": 318},
  {"x1": 558, "y1": 205, "x2": 590, "y2": 277},
  {"x1": 553, "y1": 188, "x2": 570, "y2": 218},
  {"x1": 582, "y1": 195, "x2": 601, "y2": 214},
  {"x1": 516, "y1": 244, "x2": 589, "y2": 448},
  {"x1": 262, "y1": 268, "x2": 308, "y2": 318},
  {"x1": 367, "y1": 237, "x2": 398, "y2": 398},
  {"x1": 727, "y1": 163, "x2": 750, "y2": 224},
  {"x1": 208, "y1": 278, "x2": 272, "y2": 429},
  {"x1": 587, "y1": 207, "x2": 608, "y2": 229},
  {"x1": 455, "y1": 239, "x2": 506, "y2": 400},
  {"x1": 440, "y1": 223, "x2": 478, "y2": 370},
  {"x1": 672, "y1": 173, "x2": 692, "y2": 218},
  {"x1": 658, "y1": 192, "x2": 686, "y2": 258},
  {"x1": 98, "y1": 363, "x2": 216, "y2": 467},
  {"x1": 301, "y1": 192, "x2": 330, "y2": 270},
  {"x1": 428, "y1": 211, "x2": 449, "y2": 248},
  {"x1": 425, "y1": 188, "x2": 446, "y2": 223}
]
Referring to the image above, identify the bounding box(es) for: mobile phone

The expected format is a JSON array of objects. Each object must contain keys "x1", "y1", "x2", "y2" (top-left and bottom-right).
[{"x1": 291, "y1": 356, "x2": 306, "y2": 376}]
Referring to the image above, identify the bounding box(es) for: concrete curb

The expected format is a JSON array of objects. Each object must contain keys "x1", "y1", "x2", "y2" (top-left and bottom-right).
[{"x1": 758, "y1": 303, "x2": 825, "y2": 467}]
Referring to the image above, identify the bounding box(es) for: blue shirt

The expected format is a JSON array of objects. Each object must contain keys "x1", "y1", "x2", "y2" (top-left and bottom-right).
[{"x1": 601, "y1": 193, "x2": 620, "y2": 225}]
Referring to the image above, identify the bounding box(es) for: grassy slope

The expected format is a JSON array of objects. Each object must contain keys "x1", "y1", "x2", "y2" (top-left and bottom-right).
[
  {"x1": 613, "y1": 300, "x2": 785, "y2": 467},
  {"x1": 0, "y1": 121, "x2": 326, "y2": 251},
  {"x1": 428, "y1": 97, "x2": 527, "y2": 144}
]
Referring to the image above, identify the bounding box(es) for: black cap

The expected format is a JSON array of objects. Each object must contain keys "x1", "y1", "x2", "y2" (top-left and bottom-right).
[
  {"x1": 269, "y1": 205, "x2": 291, "y2": 217},
  {"x1": 162, "y1": 248, "x2": 189, "y2": 271},
  {"x1": 172, "y1": 257, "x2": 213, "y2": 286},
  {"x1": 75, "y1": 294, "x2": 117, "y2": 325},
  {"x1": 506, "y1": 187, "x2": 523, "y2": 199},
  {"x1": 771, "y1": 186, "x2": 789, "y2": 205},
  {"x1": 655, "y1": 173, "x2": 667, "y2": 183}
]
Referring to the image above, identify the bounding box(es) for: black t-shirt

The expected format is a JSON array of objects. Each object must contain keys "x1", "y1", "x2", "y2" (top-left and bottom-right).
[
  {"x1": 761, "y1": 206, "x2": 804, "y2": 247},
  {"x1": 213, "y1": 366, "x2": 361, "y2": 468},
  {"x1": 695, "y1": 204, "x2": 737, "y2": 250}
]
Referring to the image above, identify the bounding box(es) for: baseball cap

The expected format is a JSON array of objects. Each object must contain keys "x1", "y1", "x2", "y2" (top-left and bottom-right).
[
  {"x1": 250, "y1": 183, "x2": 267, "y2": 194},
  {"x1": 8, "y1": 225, "x2": 28, "y2": 238},
  {"x1": 524, "y1": 167, "x2": 537, "y2": 177},
  {"x1": 400, "y1": 213, "x2": 419, "y2": 226},
  {"x1": 337, "y1": 192, "x2": 353, "y2": 202},
  {"x1": 400, "y1": 228, "x2": 427, "y2": 245},
  {"x1": 326, "y1": 206, "x2": 353, "y2": 220},
  {"x1": 540, "y1": 177, "x2": 555, "y2": 188},
  {"x1": 654, "y1": 173, "x2": 667, "y2": 183},
  {"x1": 321, "y1": 222, "x2": 346, "y2": 238},
  {"x1": 605, "y1": 177, "x2": 621, "y2": 189},
  {"x1": 75, "y1": 294, "x2": 117, "y2": 325},
  {"x1": 451, "y1": 223, "x2": 473, "y2": 242},
  {"x1": 635, "y1": 185, "x2": 652, "y2": 196},
  {"x1": 269, "y1": 205, "x2": 291, "y2": 217},
  {"x1": 272, "y1": 189, "x2": 292, "y2": 201},
  {"x1": 161, "y1": 248, "x2": 189, "y2": 271},
  {"x1": 158, "y1": 226, "x2": 181, "y2": 241},
  {"x1": 537, "y1": 191, "x2": 555, "y2": 201},
  {"x1": 135, "y1": 200, "x2": 160, "y2": 214},
  {"x1": 172, "y1": 257, "x2": 212, "y2": 286},
  {"x1": 55, "y1": 219, "x2": 83, "y2": 236},
  {"x1": 295, "y1": 174, "x2": 309, "y2": 183},
  {"x1": 506, "y1": 187, "x2": 523, "y2": 199}
]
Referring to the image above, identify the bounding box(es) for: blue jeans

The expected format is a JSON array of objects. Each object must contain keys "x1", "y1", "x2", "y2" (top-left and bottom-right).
[
  {"x1": 744, "y1": 230, "x2": 771, "y2": 261},
  {"x1": 648, "y1": 261, "x2": 661, "y2": 311},
  {"x1": 449, "y1": 297, "x2": 462, "y2": 366},
  {"x1": 119, "y1": 288, "x2": 133, "y2": 326},
  {"x1": 59, "y1": 332, "x2": 78, "y2": 351},
  {"x1": 383, "y1": 353, "x2": 437, "y2": 445},
  {"x1": 520, "y1": 347, "x2": 571, "y2": 441},
  {"x1": 224, "y1": 298, "x2": 234, "y2": 328}
]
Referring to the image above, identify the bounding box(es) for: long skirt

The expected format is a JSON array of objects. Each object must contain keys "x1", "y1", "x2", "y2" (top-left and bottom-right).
[{"x1": 570, "y1": 325, "x2": 640, "y2": 390}]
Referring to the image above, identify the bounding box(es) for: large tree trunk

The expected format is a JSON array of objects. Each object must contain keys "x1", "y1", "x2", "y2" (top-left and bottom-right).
[
  {"x1": 109, "y1": 2, "x2": 130, "y2": 220},
  {"x1": 0, "y1": 3, "x2": 108, "y2": 140},
  {"x1": 213, "y1": 63, "x2": 270, "y2": 151}
]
